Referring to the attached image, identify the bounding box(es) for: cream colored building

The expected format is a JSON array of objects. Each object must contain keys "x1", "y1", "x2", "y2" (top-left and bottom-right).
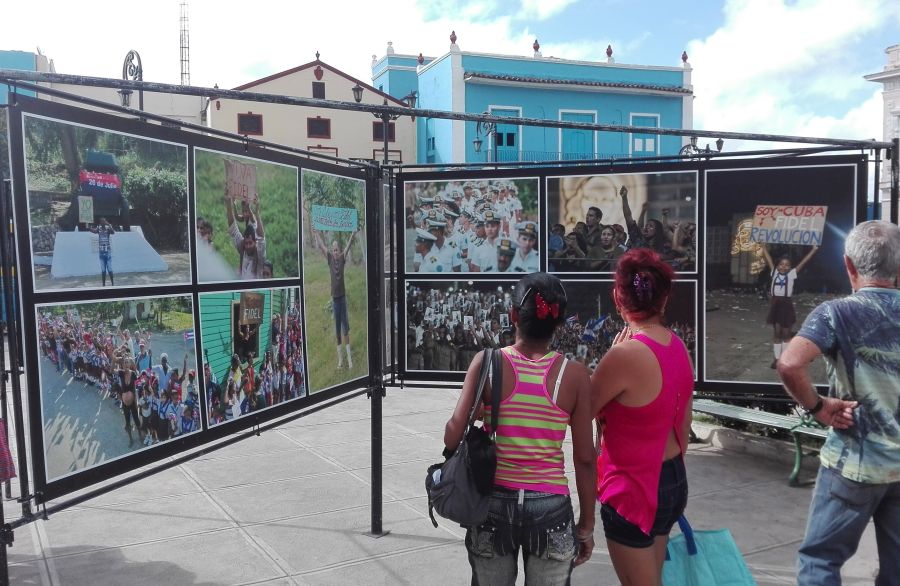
[
  {"x1": 865, "y1": 44, "x2": 900, "y2": 221},
  {"x1": 211, "y1": 58, "x2": 415, "y2": 163}
]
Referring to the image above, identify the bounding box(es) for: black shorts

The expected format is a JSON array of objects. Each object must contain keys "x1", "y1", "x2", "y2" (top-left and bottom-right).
[
  {"x1": 766, "y1": 296, "x2": 796, "y2": 328},
  {"x1": 601, "y1": 455, "x2": 688, "y2": 548}
]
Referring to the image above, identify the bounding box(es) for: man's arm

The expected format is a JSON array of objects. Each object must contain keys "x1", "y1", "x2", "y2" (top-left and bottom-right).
[
  {"x1": 313, "y1": 230, "x2": 328, "y2": 256},
  {"x1": 777, "y1": 337, "x2": 856, "y2": 429},
  {"x1": 619, "y1": 186, "x2": 635, "y2": 226},
  {"x1": 250, "y1": 198, "x2": 264, "y2": 238},
  {"x1": 224, "y1": 191, "x2": 235, "y2": 227},
  {"x1": 343, "y1": 230, "x2": 356, "y2": 257}
]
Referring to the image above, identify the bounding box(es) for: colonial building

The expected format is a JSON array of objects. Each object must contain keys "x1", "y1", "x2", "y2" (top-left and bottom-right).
[
  {"x1": 212, "y1": 56, "x2": 416, "y2": 163},
  {"x1": 865, "y1": 43, "x2": 900, "y2": 221},
  {"x1": 372, "y1": 33, "x2": 693, "y2": 165}
]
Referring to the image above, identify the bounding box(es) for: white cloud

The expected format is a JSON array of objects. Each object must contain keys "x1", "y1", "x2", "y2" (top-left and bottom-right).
[
  {"x1": 519, "y1": 0, "x2": 579, "y2": 20},
  {"x1": 688, "y1": 0, "x2": 893, "y2": 147}
]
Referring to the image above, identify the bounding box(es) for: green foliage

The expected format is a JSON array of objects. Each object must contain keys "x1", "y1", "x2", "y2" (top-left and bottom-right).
[
  {"x1": 160, "y1": 310, "x2": 194, "y2": 332},
  {"x1": 195, "y1": 150, "x2": 300, "y2": 278},
  {"x1": 123, "y1": 167, "x2": 188, "y2": 250},
  {"x1": 512, "y1": 179, "x2": 539, "y2": 219}
]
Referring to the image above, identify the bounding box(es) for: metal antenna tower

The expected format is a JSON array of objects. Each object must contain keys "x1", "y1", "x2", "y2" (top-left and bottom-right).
[{"x1": 179, "y1": 1, "x2": 190, "y2": 85}]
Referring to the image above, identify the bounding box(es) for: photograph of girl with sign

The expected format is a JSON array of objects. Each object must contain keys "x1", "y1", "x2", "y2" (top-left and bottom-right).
[
  {"x1": 546, "y1": 172, "x2": 697, "y2": 273},
  {"x1": 21, "y1": 114, "x2": 190, "y2": 291},
  {"x1": 198, "y1": 287, "x2": 305, "y2": 427},
  {"x1": 301, "y1": 169, "x2": 368, "y2": 392},
  {"x1": 403, "y1": 177, "x2": 539, "y2": 273},
  {"x1": 35, "y1": 294, "x2": 198, "y2": 481},
  {"x1": 194, "y1": 149, "x2": 300, "y2": 283},
  {"x1": 704, "y1": 163, "x2": 859, "y2": 384}
]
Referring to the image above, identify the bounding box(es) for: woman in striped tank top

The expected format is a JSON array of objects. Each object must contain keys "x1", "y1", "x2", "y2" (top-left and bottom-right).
[
  {"x1": 590, "y1": 249, "x2": 694, "y2": 586},
  {"x1": 444, "y1": 273, "x2": 596, "y2": 585}
]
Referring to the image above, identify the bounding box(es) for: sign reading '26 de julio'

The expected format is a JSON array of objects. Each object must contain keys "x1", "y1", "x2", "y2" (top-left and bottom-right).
[{"x1": 750, "y1": 205, "x2": 828, "y2": 246}]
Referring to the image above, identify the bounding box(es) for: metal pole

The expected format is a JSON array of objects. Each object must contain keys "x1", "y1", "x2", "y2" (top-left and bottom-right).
[
  {"x1": 0, "y1": 182, "x2": 31, "y2": 518},
  {"x1": 891, "y1": 138, "x2": 899, "y2": 225},
  {"x1": 874, "y1": 148, "x2": 882, "y2": 221},
  {"x1": 382, "y1": 115, "x2": 390, "y2": 165},
  {"x1": 366, "y1": 165, "x2": 387, "y2": 537}
]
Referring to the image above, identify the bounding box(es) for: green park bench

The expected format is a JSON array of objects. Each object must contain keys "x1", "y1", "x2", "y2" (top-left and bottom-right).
[{"x1": 692, "y1": 398, "x2": 829, "y2": 486}]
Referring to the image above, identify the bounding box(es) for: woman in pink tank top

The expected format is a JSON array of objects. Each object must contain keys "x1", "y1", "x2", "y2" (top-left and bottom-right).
[
  {"x1": 590, "y1": 249, "x2": 694, "y2": 585},
  {"x1": 444, "y1": 273, "x2": 597, "y2": 585}
]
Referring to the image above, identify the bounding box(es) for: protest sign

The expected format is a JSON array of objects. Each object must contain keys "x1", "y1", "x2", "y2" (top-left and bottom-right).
[
  {"x1": 750, "y1": 205, "x2": 827, "y2": 246},
  {"x1": 311, "y1": 205, "x2": 357, "y2": 232},
  {"x1": 239, "y1": 292, "x2": 264, "y2": 325},
  {"x1": 77, "y1": 196, "x2": 94, "y2": 224},
  {"x1": 225, "y1": 159, "x2": 257, "y2": 203}
]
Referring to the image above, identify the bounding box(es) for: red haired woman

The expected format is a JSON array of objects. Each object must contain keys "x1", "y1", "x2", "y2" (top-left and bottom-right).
[{"x1": 590, "y1": 248, "x2": 694, "y2": 585}]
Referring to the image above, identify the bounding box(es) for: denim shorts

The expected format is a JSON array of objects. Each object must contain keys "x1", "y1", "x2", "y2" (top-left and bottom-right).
[
  {"x1": 466, "y1": 487, "x2": 576, "y2": 586},
  {"x1": 601, "y1": 455, "x2": 688, "y2": 548}
]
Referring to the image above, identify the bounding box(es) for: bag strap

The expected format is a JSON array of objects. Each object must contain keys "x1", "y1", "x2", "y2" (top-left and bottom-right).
[
  {"x1": 665, "y1": 514, "x2": 698, "y2": 561},
  {"x1": 490, "y1": 348, "x2": 502, "y2": 437},
  {"x1": 462, "y1": 349, "x2": 493, "y2": 441}
]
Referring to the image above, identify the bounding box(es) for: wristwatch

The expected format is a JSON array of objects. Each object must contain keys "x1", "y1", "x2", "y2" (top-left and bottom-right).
[{"x1": 804, "y1": 397, "x2": 824, "y2": 416}]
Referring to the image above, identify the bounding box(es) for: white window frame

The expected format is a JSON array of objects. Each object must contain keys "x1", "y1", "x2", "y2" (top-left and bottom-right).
[
  {"x1": 558, "y1": 109, "x2": 598, "y2": 157},
  {"x1": 628, "y1": 112, "x2": 661, "y2": 157}
]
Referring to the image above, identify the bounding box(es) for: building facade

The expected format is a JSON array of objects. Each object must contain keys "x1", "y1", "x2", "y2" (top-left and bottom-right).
[
  {"x1": 865, "y1": 43, "x2": 900, "y2": 221},
  {"x1": 372, "y1": 34, "x2": 693, "y2": 165},
  {"x1": 212, "y1": 58, "x2": 416, "y2": 163}
]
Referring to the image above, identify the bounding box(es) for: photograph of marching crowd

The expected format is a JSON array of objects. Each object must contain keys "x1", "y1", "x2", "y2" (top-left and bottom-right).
[
  {"x1": 194, "y1": 148, "x2": 300, "y2": 282},
  {"x1": 403, "y1": 177, "x2": 540, "y2": 273},
  {"x1": 37, "y1": 295, "x2": 198, "y2": 480},
  {"x1": 23, "y1": 114, "x2": 191, "y2": 291},
  {"x1": 406, "y1": 280, "x2": 696, "y2": 373},
  {"x1": 301, "y1": 169, "x2": 369, "y2": 392},
  {"x1": 704, "y1": 165, "x2": 857, "y2": 384},
  {"x1": 546, "y1": 171, "x2": 697, "y2": 273},
  {"x1": 199, "y1": 287, "x2": 305, "y2": 427}
]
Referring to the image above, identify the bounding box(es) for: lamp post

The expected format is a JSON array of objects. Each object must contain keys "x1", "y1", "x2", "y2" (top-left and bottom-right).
[
  {"x1": 473, "y1": 113, "x2": 498, "y2": 162},
  {"x1": 352, "y1": 84, "x2": 416, "y2": 164},
  {"x1": 119, "y1": 50, "x2": 143, "y2": 111}
]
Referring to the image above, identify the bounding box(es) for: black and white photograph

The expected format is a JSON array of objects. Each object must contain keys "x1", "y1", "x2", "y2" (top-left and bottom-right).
[{"x1": 403, "y1": 177, "x2": 540, "y2": 273}]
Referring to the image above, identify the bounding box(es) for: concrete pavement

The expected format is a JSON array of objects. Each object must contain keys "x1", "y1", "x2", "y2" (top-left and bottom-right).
[{"x1": 4, "y1": 385, "x2": 880, "y2": 585}]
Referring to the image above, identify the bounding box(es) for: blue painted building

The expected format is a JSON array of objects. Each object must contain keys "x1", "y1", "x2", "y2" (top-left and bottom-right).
[
  {"x1": 0, "y1": 49, "x2": 53, "y2": 104},
  {"x1": 372, "y1": 35, "x2": 693, "y2": 165}
]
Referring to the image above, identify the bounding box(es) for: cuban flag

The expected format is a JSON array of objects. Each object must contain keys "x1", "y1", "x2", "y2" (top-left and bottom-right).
[
  {"x1": 183, "y1": 330, "x2": 195, "y2": 342},
  {"x1": 581, "y1": 315, "x2": 608, "y2": 343},
  {"x1": 566, "y1": 314, "x2": 579, "y2": 327}
]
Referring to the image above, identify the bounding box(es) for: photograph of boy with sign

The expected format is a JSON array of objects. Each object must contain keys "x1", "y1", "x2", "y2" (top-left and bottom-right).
[
  {"x1": 22, "y1": 115, "x2": 190, "y2": 291},
  {"x1": 199, "y1": 287, "x2": 305, "y2": 426},
  {"x1": 301, "y1": 169, "x2": 368, "y2": 392},
  {"x1": 194, "y1": 149, "x2": 300, "y2": 282},
  {"x1": 403, "y1": 178, "x2": 540, "y2": 273},
  {"x1": 705, "y1": 164, "x2": 857, "y2": 384},
  {"x1": 36, "y1": 295, "x2": 198, "y2": 481},
  {"x1": 546, "y1": 172, "x2": 697, "y2": 272}
]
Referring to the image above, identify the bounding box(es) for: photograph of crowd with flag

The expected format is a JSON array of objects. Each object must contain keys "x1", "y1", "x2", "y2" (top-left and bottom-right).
[
  {"x1": 301, "y1": 168, "x2": 368, "y2": 392},
  {"x1": 21, "y1": 113, "x2": 190, "y2": 291},
  {"x1": 546, "y1": 171, "x2": 697, "y2": 273},
  {"x1": 704, "y1": 161, "x2": 860, "y2": 385},
  {"x1": 405, "y1": 280, "x2": 696, "y2": 373},
  {"x1": 35, "y1": 295, "x2": 198, "y2": 481},
  {"x1": 199, "y1": 287, "x2": 305, "y2": 427},
  {"x1": 403, "y1": 177, "x2": 540, "y2": 273},
  {"x1": 194, "y1": 148, "x2": 300, "y2": 282}
]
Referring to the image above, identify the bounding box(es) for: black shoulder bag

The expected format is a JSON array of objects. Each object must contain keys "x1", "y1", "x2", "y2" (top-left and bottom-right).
[{"x1": 426, "y1": 347, "x2": 503, "y2": 528}]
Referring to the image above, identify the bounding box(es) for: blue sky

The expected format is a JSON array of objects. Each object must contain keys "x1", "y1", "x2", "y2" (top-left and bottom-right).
[{"x1": 4, "y1": 0, "x2": 899, "y2": 145}]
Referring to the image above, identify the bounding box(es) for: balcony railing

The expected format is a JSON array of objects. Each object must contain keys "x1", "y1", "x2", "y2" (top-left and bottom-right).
[{"x1": 485, "y1": 150, "x2": 636, "y2": 163}]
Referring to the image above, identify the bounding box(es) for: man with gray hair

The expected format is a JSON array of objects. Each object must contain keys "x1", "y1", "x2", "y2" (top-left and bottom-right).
[{"x1": 778, "y1": 220, "x2": 900, "y2": 585}]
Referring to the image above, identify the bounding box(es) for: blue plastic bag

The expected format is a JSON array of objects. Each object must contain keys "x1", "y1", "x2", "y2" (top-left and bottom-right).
[{"x1": 663, "y1": 515, "x2": 756, "y2": 586}]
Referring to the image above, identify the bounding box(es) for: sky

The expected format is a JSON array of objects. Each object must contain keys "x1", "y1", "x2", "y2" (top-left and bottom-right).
[{"x1": 3, "y1": 0, "x2": 899, "y2": 149}]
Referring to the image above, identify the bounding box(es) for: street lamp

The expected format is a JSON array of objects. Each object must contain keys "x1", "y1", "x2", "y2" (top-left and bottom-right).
[
  {"x1": 119, "y1": 50, "x2": 143, "y2": 111},
  {"x1": 679, "y1": 135, "x2": 724, "y2": 159},
  {"x1": 473, "y1": 112, "x2": 498, "y2": 162},
  {"x1": 353, "y1": 86, "x2": 416, "y2": 164}
]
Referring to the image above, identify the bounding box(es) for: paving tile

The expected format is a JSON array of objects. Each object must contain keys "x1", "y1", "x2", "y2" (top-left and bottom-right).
[
  {"x1": 193, "y1": 431, "x2": 302, "y2": 462},
  {"x1": 7, "y1": 560, "x2": 48, "y2": 586},
  {"x1": 47, "y1": 528, "x2": 284, "y2": 586},
  {"x1": 212, "y1": 472, "x2": 370, "y2": 524},
  {"x1": 41, "y1": 492, "x2": 231, "y2": 553},
  {"x1": 185, "y1": 447, "x2": 342, "y2": 491},
  {"x1": 7, "y1": 521, "x2": 43, "y2": 563}
]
